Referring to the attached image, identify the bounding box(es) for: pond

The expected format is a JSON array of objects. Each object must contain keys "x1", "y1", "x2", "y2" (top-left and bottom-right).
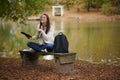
[{"x1": 0, "y1": 19, "x2": 120, "y2": 64}]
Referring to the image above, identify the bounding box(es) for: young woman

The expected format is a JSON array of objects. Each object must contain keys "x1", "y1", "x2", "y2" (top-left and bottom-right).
[{"x1": 27, "y1": 14, "x2": 54, "y2": 52}]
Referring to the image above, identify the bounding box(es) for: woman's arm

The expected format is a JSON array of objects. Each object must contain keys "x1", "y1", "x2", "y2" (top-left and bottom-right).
[
  {"x1": 37, "y1": 25, "x2": 54, "y2": 41},
  {"x1": 37, "y1": 29, "x2": 48, "y2": 40}
]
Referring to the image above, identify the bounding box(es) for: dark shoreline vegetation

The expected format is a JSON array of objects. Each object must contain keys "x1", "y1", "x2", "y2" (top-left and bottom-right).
[{"x1": 0, "y1": 57, "x2": 120, "y2": 80}]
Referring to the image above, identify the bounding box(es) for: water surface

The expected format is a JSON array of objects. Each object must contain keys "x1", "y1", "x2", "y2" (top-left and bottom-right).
[{"x1": 0, "y1": 19, "x2": 120, "y2": 64}]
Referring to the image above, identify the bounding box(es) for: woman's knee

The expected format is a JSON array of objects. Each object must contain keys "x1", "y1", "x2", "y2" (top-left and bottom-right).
[{"x1": 46, "y1": 44, "x2": 53, "y2": 52}]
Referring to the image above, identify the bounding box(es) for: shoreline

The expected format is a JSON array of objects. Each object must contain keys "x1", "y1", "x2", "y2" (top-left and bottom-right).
[{"x1": 28, "y1": 11, "x2": 120, "y2": 22}]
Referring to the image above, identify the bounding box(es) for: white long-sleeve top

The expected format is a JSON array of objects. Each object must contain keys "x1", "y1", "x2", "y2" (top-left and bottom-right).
[{"x1": 30, "y1": 24, "x2": 54, "y2": 44}]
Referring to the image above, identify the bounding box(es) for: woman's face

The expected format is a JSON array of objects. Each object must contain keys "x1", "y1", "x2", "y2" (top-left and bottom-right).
[{"x1": 40, "y1": 15, "x2": 47, "y2": 24}]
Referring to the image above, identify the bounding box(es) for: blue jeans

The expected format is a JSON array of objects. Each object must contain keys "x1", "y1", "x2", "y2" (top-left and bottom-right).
[{"x1": 27, "y1": 42, "x2": 53, "y2": 52}]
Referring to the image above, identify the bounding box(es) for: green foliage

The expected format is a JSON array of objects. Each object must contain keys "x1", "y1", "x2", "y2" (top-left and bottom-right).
[
  {"x1": 0, "y1": 0, "x2": 11, "y2": 17},
  {"x1": 0, "y1": 0, "x2": 49, "y2": 22},
  {"x1": 101, "y1": 3, "x2": 112, "y2": 15},
  {"x1": 101, "y1": 2, "x2": 120, "y2": 15},
  {"x1": 90, "y1": 0, "x2": 108, "y2": 8}
]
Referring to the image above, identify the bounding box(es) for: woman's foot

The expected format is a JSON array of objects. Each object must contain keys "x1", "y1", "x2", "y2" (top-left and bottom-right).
[
  {"x1": 41, "y1": 49, "x2": 47, "y2": 52},
  {"x1": 22, "y1": 48, "x2": 35, "y2": 53}
]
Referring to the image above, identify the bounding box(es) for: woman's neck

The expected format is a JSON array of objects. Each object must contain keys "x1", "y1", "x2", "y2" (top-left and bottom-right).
[{"x1": 42, "y1": 23, "x2": 46, "y2": 27}]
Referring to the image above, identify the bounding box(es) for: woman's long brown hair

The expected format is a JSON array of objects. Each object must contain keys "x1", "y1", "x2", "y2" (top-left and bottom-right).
[{"x1": 39, "y1": 14, "x2": 50, "y2": 34}]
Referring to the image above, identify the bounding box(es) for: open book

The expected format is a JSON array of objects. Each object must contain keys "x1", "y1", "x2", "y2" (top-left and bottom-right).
[{"x1": 21, "y1": 32, "x2": 32, "y2": 39}]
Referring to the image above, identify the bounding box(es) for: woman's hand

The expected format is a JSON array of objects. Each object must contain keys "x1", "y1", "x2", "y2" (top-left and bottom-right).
[{"x1": 36, "y1": 29, "x2": 44, "y2": 33}]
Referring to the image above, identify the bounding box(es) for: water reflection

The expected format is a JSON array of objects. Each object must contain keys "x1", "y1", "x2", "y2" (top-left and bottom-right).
[
  {"x1": 52, "y1": 20, "x2": 64, "y2": 33},
  {"x1": 64, "y1": 21, "x2": 120, "y2": 64},
  {"x1": 0, "y1": 20, "x2": 120, "y2": 65}
]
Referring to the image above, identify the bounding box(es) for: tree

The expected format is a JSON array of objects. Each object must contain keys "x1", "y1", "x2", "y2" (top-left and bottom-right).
[
  {"x1": 0, "y1": 0, "x2": 49, "y2": 23},
  {"x1": 101, "y1": 0, "x2": 120, "y2": 15},
  {"x1": 86, "y1": 0, "x2": 90, "y2": 12},
  {"x1": 65, "y1": 0, "x2": 73, "y2": 11}
]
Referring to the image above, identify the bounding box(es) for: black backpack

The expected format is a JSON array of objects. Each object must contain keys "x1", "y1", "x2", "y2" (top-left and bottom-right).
[{"x1": 53, "y1": 32, "x2": 69, "y2": 53}]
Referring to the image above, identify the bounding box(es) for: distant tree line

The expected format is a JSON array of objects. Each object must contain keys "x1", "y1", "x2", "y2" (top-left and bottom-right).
[
  {"x1": 0, "y1": 0, "x2": 119, "y2": 22},
  {"x1": 58, "y1": 0, "x2": 120, "y2": 14}
]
